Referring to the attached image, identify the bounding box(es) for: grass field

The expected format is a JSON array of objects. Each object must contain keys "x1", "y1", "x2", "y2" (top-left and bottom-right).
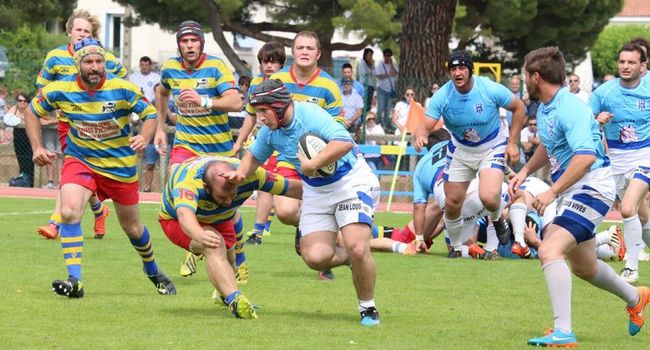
[{"x1": 0, "y1": 197, "x2": 648, "y2": 349}]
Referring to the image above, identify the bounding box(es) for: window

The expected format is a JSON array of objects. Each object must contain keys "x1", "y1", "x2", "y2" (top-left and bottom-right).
[{"x1": 105, "y1": 14, "x2": 124, "y2": 58}]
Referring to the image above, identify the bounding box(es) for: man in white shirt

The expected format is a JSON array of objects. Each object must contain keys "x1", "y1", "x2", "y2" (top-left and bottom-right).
[
  {"x1": 568, "y1": 73, "x2": 589, "y2": 103},
  {"x1": 341, "y1": 78, "x2": 364, "y2": 133}
]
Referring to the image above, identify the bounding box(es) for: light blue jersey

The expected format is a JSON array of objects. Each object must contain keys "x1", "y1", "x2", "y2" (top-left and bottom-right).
[
  {"x1": 249, "y1": 101, "x2": 359, "y2": 187},
  {"x1": 537, "y1": 87, "x2": 610, "y2": 182},
  {"x1": 426, "y1": 76, "x2": 513, "y2": 149},
  {"x1": 588, "y1": 78, "x2": 650, "y2": 150},
  {"x1": 412, "y1": 141, "x2": 448, "y2": 204}
]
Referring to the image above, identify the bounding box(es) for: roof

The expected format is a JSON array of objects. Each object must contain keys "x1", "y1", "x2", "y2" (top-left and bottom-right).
[{"x1": 618, "y1": 0, "x2": 650, "y2": 17}]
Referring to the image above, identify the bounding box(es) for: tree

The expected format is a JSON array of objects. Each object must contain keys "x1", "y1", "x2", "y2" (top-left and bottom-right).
[
  {"x1": 591, "y1": 24, "x2": 650, "y2": 78},
  {"x1": 117, "y1": 0, "x2": 402, "y2": 75},
  {"x1": 455, "y1": 0, "x2": 624, "y2": 70},
  {"x1": 0, "y1": 0, "x2": 76, "y2": 31},
  {"x1": 0, "y1": 26, "x2": 68, "y2": 95},
  {"x1": 399, "y1": 0, "x2": 455, "y2": 104}
]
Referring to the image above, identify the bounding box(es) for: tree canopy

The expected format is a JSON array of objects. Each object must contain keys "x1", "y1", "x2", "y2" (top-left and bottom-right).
[
  {"x1": 117, "y1": 0, "x2": 403, "y2": 75},
  {"x1": 455, "y1": 0, "x2": 624, "y2": 69},
  {"x1": 591, "y1": 24, "x2": 650, "y2": 78},
  {"x1": 0, "y1": 0, "x2": 76, "y2": 31}
]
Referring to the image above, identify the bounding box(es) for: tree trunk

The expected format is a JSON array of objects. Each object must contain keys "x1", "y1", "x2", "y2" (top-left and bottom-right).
[
  {"x1": 319, "y1": 31, "x2": 334, "y2": 75},
  {"x1": 399, "y1": 0, "x2": 456, "y2": 104},
  {"x1": 202, "y1": 0, "x2": 250, "y2": 77}
]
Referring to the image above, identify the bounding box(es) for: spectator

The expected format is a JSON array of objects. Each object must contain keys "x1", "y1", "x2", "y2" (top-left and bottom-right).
[
  {"x1": 8, "y1": 91, "x2": 34, "y2": 187},
  {"x1": 424, "y1": 83, "x2": 440, "y2": 109},
  {"x1": 568, "y1": 73, "x2": 589, "y2": 102},
  {"x1": 520, "y1": 117, "x2": 540, "y2": 162},
  {"x1": 358, "y1": 48, "x2": 376, "y2": 113},
  {"x1": 0, "y1": 85, "x2": 10, "y2": 144},
  {"x1": 128, "y1": 56, "x2": 160, "y2": 102},
  {"x1": 392, "y1": 87, "x2": 419, "y2": 137},
  {"x1": 338, "y1": 62, "x2": 364, "y2": 97},
  {"x1": 341, "y1": 78, "x2": 364, "y2": 134},
  {"x1": 375, "y1": 48, "x2": 398, "y2": 130},
  {"x1": 363, "y1": 112, "x2": 385, "y2": 171},
  {"x1": 41, "y1": 111, "x2": 61, "y2": 189},
  {"x1": 238, "y1": 75, "x2": 251, "y2": 105}
]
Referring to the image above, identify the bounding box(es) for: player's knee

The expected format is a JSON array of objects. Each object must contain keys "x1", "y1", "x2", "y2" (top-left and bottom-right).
[
  {"x1": 479, "y1": 192, "x2": 500, "y2": 211},
  {"x1": 275, "y1": 207, "x2": 299, "y2": 226},
  {"x1": 301, "y1": 248, "x2": 332, "y2": 270},
  {"x1": 60, "y1": 204, "x2": 83, "y2": 223},
  {"x1": 120, "y1": 221, "x2": 143, "y2": 238},
  {"x1": 619, "y1": 201, "x2": 638, "y2": 219},
  {"x1": 346, "y1": 241, "x2": 370, "y2": 262},
  {"x1": 571, "y1": 264, "x2": 597, "y2": 280}
]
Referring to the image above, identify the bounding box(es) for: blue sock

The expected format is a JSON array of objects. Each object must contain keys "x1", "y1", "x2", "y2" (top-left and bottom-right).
[
  {"x1": 60, "y1": 223, "x2": 83, "y2": 280},
  {"x1": 253, "y1": 222, "x2": 265, "y2": 235},
  {"x1": 90, "y1": 201, "x2": 104, "y2": 219},
  {"x1": 371, "y1": 225, "x2": 379, "y2": 238},
  {"x1": 128, "y1": 226, "x2": 159, "y2": 276},
  {"x1": 224, "y1": 290, "x2": 241, "y2": 305},
  {"x1": 234, "y1": 216, "x2": 246, "y2": 267},
  {"x1": 264, "y1": 210, "x2": 275, "y2": 232}
]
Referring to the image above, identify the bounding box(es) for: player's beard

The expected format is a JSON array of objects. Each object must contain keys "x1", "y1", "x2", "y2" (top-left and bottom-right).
[
  {"x1": 526, "y1": 81, "x2": 540, "y2": 101},
  {"x1": 81, "y1": 69, "x2": 104, "y2": 87}
]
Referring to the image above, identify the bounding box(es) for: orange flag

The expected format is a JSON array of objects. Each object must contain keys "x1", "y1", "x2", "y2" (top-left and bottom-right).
[{"x1": 404, "y1": 101, "x2": 425, "y2": 134}]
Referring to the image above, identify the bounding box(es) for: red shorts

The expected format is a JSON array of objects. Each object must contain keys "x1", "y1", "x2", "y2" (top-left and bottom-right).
[
  {"x1": 158, "y1": 218, "x2": 236, "y2": 251},
  {"x1": 60, "y1": 157, "x2": 139, "y2": 205},
  {"x1": 273, "y1": 160, "x2": 301, "y2": 180},
  {"x1": 57, "y1": 119, "x2": 69, "y2": 152},
  {"x1": 169, "y1": 146, "x2": 200, "y2": 165},
  {"x1": 261, "y1": 154, "x2": 278, "y2": 172},
  {"x1": 391, "y1": 226, "x2": 415, "y2": 244}
]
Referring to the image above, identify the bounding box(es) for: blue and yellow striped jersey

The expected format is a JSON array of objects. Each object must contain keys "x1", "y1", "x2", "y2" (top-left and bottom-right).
[
  {"x1": 36, "y1": 44, "x2": 127, "y2": 123},
  {"x1": 270, "y1": 66, "x2": 342, "y2": 117},
  {"x1": 159, "y1": 156, "x2": 290, "y2": 223},
  {"x1": 30, "y1": 73, "x2": 157, "y2": 183},
  {"x1": 36, "y1": 44, "x2": 127, "y2": 88},
  {"x1": 160, "y1": 54, "x2": 238, "y2": 156},
  {"x1": 245, "y1": 74, "x2": 266, "y2": 116}
]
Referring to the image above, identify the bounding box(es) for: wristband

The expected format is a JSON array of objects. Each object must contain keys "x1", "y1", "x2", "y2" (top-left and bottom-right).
[
  {"x1": 416, "y1": 234, "x2": 424, "y2": 241},
  {"x1": 201, "y1": 97, "x2": 213, "y2": 109}
]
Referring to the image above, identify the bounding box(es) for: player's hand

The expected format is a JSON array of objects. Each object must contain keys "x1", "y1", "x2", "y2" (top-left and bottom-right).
[
  {"x1": 413, "y1": 134, "x2": 428, "y2": 153},
  {"x1": 179, "y1": 89, "x2": 201, "y2": 106},
  {"x1": 596, "y1": 112, "x2": 613, "y2": 126},
  {"x1": 523, "y1": 220, "x2": 538, "y2": 243},
  {"x1": 505, "y1": 142, "x2": 520, "y2": 167},
  {"x1": 129, "y1": 135, "x2": 147, "y2": 151},
  {"x1": 32, "y1": 147, "x2": 56, "y2": 166},
  {"x1": 218, "y1": 170, "x2": 246, "y2": 184},
  {"x1": 414, "y1": 240, "x2": 428, "y2": 254},
  {"x1": 508, "y1": 168, "x2": 528, "y2": 200},
  {"x1": 153, "y1": 129, "x2": 167, "y2": 156},
  {"x1": 198, "y1": 229, "x2": 221, "y2": 249},
  {"x1": 533, "y1": 189, "x2": 556, "y2": 216},
  {"x1": 297, "y1": 151, "x2": 318, "y2": 177}
]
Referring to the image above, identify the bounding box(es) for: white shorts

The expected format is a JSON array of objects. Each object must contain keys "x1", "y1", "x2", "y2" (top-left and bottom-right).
[
  {"x1": 444, "y1": 140, "x2": 506, "y2": 182},
  {"x1": 554, "y1": 167, "x2": 615, "y2": 243},
  {"x1": 610, "y1": 148, "x2": 650, "y2": 199},
  {"x1": 300, "y1": 159, "x2": 380, "y2": 235},
  {"x1": 518, "y1": 177, "x2": 557, "y2": 228}
]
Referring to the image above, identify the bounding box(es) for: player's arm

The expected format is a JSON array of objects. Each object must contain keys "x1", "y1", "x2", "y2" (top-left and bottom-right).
[
  {"x1": 505, "y1": 97, "x2": 526, "y2": 166},
  {"x1": 155, "y1": 84, "x2": 171, "y2": 154},
  {"x1": 129, "y1": 87, "x2": 159, "y2": 151},
  {"x1": 221, "y1": 150, "x2": 261, "y2": 184},
  {"x1": 413, "y1": 203, "x2": 427, "y2": 242},
  {"x1": 298, "y1": 140, "x2": 352, "y2": 177},
  {"x1": 413, "y1": 117, "x2": 439, "y2": 152},
  {"x1": 25, "y1": 93, "x2": 56, "y2": 166},
  {"x1": 233, "y1": 113, "x2": 257, "y2": 154},
  {"x1": 209, "y1": 89, "x2": 242, "y2": 113},
  {"x1": 258, "y1": 168, "x2": 303, "y2": 200},
  {"x1": 176, "y1": 207, "x2": 221, "y2": 248}
]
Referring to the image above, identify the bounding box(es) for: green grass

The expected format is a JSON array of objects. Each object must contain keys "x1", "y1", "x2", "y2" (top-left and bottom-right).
[{"x1": 0, "y1": 197, "x2": 647, "y2": 349}]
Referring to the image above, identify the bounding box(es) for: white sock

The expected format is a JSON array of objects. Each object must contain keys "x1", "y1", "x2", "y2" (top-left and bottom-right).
[
  {"x1": 643, "y1": 221, "x2": 650, "y2": 247},
  {"x1": 358, "y1": 299, "x2": 375, "y2": 312},
  {"x1": 460, "y1": 245, "x2": 470, "y2": 258},
  {"x1": 509, "y1": 203, "x2": 528, "y2": 246},
  {"x1": 595, "y1": 245, "x2": 614, "y2": 260},
  {"x1": 594, "y1": 230, "x2": 610, "y2": 246},
  {"x1": 484, "y1": 223, "x2": 499, "y2": 252},
  {"x1": 444, "y1": 216, "x2": 463, "y2": 250},
  {"x1": 543, "y1": 259, "x2": 572, "y2": 334},
  {"x1": 588, "y1": 260, "x2": 639, "y2": 307},
  {"x1": 623, "y1": 215, "x2": 642, "y2": 271},
  {"x1": 392, "y1": 242, "x2": 406, "y2": 254}
]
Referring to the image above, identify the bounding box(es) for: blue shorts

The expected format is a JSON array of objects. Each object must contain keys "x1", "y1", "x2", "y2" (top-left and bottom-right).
[
  {"x1": 553, "y1": 184, "x2": 613, "y2": 243},
  {"x1": 145, "y1": 144, "x2": 160, "y2": 165}
]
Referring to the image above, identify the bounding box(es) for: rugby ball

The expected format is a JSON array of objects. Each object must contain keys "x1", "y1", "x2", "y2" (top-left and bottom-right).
[{"x1": 298, "y1": 132, "x2": 337, "y2": 177}]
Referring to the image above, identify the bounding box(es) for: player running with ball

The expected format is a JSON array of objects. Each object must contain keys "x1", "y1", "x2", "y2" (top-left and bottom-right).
[{"x1": 223, "y1": 79, "x2": 381, "y2": 326}]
